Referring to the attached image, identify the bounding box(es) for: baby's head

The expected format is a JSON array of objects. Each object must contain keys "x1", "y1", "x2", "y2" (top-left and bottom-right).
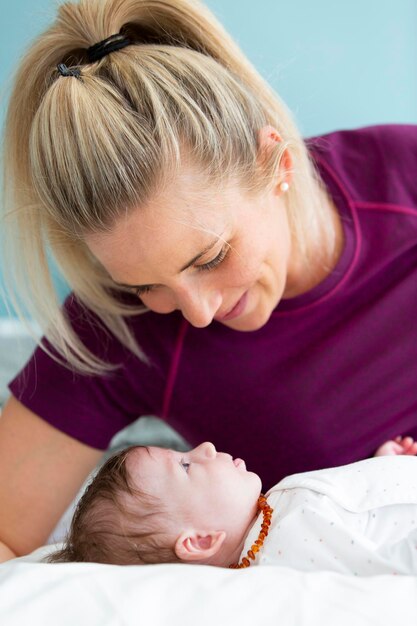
[{"x1": 47, "y1": 442, "x2": 261, "y2": 567}]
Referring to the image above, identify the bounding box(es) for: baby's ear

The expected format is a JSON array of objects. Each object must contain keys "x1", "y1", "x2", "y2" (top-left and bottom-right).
[{"x1": 174, "y1": 530, "x2": 226, "y2": 562}]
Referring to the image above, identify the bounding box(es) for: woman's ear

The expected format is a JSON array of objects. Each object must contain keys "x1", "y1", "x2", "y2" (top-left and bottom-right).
[
  {"x1": 174, "y1": 529, "x2": 226, "y2": 562},
  {"x1": 257, "y1": 124, "x2": 293, "y2": 191}
]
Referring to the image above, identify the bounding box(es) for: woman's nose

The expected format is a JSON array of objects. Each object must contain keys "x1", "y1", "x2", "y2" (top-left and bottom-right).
[
  {"x1": 174, "y1": 284, "x2": 222, "y2": 328},
  {"x1": 191, "y1": 442, "x2": 217, "y2": 460}
]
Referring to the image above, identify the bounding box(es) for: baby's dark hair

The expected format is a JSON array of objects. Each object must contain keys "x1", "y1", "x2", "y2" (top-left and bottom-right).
[{"x1": 45, "y1": 446, "x2": 181, "y2": 565}]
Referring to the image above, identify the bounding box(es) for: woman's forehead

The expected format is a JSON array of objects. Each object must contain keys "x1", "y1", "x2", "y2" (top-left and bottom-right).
[
  {"x1": 153, "y1": 159, "x2": 241, "y2": 205},
  {"x1": 140, "y1": 173, "x2": 241, "y2": 229},
  {"x1": 89, "y1": 173, "x2": 237, "y2": 247},
  {"x1": 85, "y1": 182, "x2": 240, "y2": 283},
  {"x1": 90, "y1": 162, "x2": 248, "y2": 247}
]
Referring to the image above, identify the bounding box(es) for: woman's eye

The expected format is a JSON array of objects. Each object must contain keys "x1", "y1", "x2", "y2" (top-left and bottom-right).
[
  {"x1": 181, "y1": 460, "x2": 191, "y2": 473},
  {"x1": 126, "y1": 244, "x2": 231, "y2": 298},
  {"x1": 134, "y1": 285, "x2": 155, "y2": 298},
  {"x1": 196, "y1": 245, "x2": 230, "y2": 272}
]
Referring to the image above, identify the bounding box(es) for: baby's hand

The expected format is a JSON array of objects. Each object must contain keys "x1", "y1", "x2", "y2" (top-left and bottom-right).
[{"x1": 374, "y1": 436, "x2": 417, "y2": 457}]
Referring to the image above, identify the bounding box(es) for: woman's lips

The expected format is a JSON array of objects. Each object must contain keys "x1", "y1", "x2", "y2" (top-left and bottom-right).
[
  {"x1": 215, "y1": 291, "x2": 248, "y2": 322},
  {"x1": 233, "y1": 458, "x2": 246, "y2": 469}
]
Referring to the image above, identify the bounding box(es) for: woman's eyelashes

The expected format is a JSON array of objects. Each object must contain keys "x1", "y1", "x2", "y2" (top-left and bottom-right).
[
  {"x1": 134, "y1": 285, "x2": 154, "y2": 297},
  {"x1": 195, "y1": 244, "x2": 230, "y2": 272},
  {"x1": 133, "y1": 244, "x2": 231, "y2": 297}
]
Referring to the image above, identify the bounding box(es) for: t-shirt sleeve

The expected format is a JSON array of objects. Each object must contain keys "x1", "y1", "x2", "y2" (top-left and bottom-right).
[
  {"x1": 8, "y1": 295, "x2": 168, "y2": 449},
  {"x1": 307, "y1": 123, "x2": 417, "y2": 208}
]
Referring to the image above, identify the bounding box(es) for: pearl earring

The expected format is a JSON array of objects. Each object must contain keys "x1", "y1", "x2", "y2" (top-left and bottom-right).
[{"x1": 280, "y1": 182, "x2": 289, "y2": 193}]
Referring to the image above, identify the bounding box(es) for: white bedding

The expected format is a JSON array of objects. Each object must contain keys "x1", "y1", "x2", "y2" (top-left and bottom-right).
[
  {"x1": 2, "y1": 323, "x2": 417, "y2": 624},
  {"x1": 1, "y1": 545, "x2": 417, "y2": 625}
]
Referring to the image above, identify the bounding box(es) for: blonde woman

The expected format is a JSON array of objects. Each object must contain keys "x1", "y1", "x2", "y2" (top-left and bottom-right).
[{"x1": 0, "y1": 0, "x2": 416, "y2": 562}]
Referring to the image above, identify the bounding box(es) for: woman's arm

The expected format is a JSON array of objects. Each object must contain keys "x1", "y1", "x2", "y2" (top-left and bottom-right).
[{"x1": 0, "y1": 396, "x2": 103, "y2": 560}]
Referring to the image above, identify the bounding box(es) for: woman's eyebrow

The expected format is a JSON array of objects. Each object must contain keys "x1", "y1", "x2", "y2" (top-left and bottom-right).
[{"x1": 113, "y1": 236, "x2": 220, "y2": 290}]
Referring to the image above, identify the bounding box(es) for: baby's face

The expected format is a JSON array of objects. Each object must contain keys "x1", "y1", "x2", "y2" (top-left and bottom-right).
[{"x1": 125, "y1": 442, "x2": 262, "y2": 538}]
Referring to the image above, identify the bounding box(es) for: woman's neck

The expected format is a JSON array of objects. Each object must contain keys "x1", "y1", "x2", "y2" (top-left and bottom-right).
[{"x1": 284, "y1": 187, "x2": 344, "y2": 299}]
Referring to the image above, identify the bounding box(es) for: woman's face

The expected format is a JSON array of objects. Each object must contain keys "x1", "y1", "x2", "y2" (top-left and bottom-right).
[{"x1": 85, "y1": 162, "x2": 295, "y2": 332}]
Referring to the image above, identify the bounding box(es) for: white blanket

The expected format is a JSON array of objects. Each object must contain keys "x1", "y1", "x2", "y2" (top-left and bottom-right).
[{"x1": 1, "y1": 545, "x2": 417, "y2": 625}]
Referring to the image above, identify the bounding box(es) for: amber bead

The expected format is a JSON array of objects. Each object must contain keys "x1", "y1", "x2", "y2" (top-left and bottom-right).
[{"x1": 228, "y1": 494, "x2": 274, "y2": 570}]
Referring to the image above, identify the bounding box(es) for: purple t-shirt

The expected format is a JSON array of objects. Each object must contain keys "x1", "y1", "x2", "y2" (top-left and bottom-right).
[{"x1": 9, "y1": 124, "x2": 417, "y2": 489}]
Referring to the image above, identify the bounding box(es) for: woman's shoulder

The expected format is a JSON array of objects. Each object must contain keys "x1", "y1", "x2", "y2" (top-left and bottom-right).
[
  {"x1": 8, "y1": 295, "x2": 187, "y2": 449},
  {"x1": 306, "y1": 123, "x2": 417, "y2": 208},
  {"x1": 306, "y1": 123, "x2": 417, "y2": 158}
]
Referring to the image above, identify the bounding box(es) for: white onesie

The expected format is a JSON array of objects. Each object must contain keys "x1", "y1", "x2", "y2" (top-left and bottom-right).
[{"x1": 240, "y1": 456, "x2": 417, "y2": 575}]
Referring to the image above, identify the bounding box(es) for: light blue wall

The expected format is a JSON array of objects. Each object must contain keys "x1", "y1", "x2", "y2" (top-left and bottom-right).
[
  {"x1": 206, "y1": 0, "x2": 417, "y2": 134},
  {"x1": 1, "y1": 0, "x2": 416, "y2": 316}
]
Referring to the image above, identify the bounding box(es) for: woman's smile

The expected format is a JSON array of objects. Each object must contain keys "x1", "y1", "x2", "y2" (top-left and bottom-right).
[{"x1": 214, "y1": 291, "x2": 249, "y2": 322}]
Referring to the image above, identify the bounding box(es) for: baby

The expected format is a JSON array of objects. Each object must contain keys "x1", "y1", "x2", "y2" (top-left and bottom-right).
[{"x1": 47, "y1": 436, "x2": 417, "y2": 575}]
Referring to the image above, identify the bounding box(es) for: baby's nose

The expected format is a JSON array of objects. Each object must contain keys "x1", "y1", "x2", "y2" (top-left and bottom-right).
[{"x1": 193, "y1": 441, "x2": 217, "y2": 459}]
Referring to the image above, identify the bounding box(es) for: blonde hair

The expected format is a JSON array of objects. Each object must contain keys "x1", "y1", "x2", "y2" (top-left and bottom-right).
[
  {"x1": 1, "y1": 0, "x2": 335, "y2": 374},
  {"x1": 46, "y1": 446, "x2": 180, "y2": 565}
]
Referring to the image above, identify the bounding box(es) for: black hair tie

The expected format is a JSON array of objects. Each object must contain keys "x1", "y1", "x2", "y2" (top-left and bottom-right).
[
  {"x1": 87, "y1": 33, "x2": 132, "y2": 63},
  {"x1": 57, "y1": 63, "x2": 82, "y2": 80}
]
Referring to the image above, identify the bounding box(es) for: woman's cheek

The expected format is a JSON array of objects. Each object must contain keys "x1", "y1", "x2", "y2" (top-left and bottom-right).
[
  {"x1": 231, "y1": 252, "x2": 262, "y2": 285},
  {"x1": 140, "y1": 292, "x2": 176, "y2": 314}
]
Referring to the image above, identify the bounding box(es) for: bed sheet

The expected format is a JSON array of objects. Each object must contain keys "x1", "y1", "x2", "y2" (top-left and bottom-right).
[{"x1": 1, "y1": 544, "x2": 417, "y2": 626}]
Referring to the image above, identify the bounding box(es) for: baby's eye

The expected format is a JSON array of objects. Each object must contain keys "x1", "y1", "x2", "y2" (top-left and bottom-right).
[{"x1": 181, "y1": 460, "x2": 190, "y2": 473}]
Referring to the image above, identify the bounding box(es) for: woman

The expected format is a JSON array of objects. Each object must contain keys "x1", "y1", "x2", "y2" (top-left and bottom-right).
[{"x1": 0, "y1": 0, "x2": 416, "y2": 562}]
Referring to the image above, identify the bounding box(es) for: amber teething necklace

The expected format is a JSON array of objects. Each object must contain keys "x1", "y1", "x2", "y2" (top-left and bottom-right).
[{"x1": 229, "y1": 494, "x2": 274, "y2": 569}]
